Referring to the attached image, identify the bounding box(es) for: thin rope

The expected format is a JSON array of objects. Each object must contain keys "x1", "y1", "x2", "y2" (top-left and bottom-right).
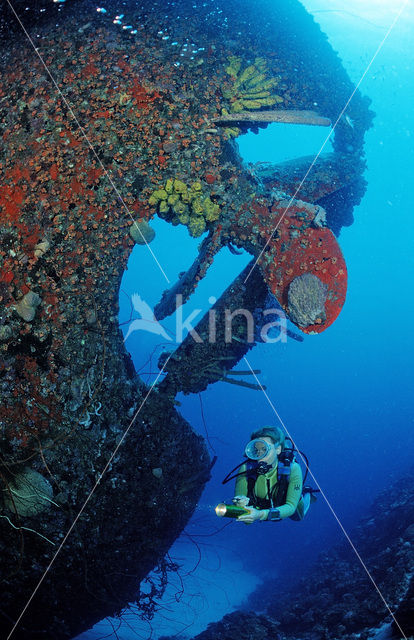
[{"x1": 0, "y1": 515, "x2": 55, "y2": 546}]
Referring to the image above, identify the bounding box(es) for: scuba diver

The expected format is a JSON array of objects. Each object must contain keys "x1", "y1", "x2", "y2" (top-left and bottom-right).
[{"x1": 222, "y1": 426, "x2": 318, "y2": 524}]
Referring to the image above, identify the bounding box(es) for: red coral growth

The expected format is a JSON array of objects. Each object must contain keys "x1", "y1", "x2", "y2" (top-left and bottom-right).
[
  {"x1": 1, "y1": 271, "x2": 14, "y2": 284},
  {"x1": 94, "y1": 109, "x2": 112, "y2": 119},
  {"x1": 21, "y1": 225, "x2": 42, "y2": 252},
  {"x1": 50, "y1": 163, "x2": 59, "y2": 180},
  {"x1": 0, "y1": 162, "x2": 32, "y2": 225},
  {"x1": 227, "y1": 198, "x2": 347, "y2": 333},
  {"x1": 0, "y1": 184, "x2": 25, "y2": 223},
  {"x1": 69, "y1": 177, "x2": 84, "y2": 195},
  {"x1": 130, "y1": 78, "x2": 161, "y2": 109},
  {"x1": 87, "y1": 166, "x2": 104, "y2": 185},
  {"x1": 9, "y1": 165, "x2": 30, "y2": 182},
  {"x1": 116, "y1": 57, "x2": 129, "y2": 71},
  {"x1": 0, "y1": 260, "x2": 15, "y2": 284},
  {"x1": 94, "y1": 209, "x2": 105, "y2": 222},
  {"x1": 83, "y1": 61, "x2": 99, "y2": 77},
  {"x1": 132, "y1": 199, "x2": 154, "y2": 221},
  {"x1": 260, "y1": 225, "x2": 347, "y2": 334}
]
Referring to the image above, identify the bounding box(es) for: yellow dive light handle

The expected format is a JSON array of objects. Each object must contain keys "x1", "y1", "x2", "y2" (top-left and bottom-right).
[{"x1": 215, "y1": 503, "x2": 250, "y2": 518}]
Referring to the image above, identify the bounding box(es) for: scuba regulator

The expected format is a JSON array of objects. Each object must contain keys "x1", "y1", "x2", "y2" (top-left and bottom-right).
[
  {"x1": 216, "y1": 437, "x2": 287, "y2": 517},
  {"x1": 221, "y1": 436, "x2": 288, "y2": 486},
  {"x1": 216, "y1": 436, "x2": 314, "y2": 517}
]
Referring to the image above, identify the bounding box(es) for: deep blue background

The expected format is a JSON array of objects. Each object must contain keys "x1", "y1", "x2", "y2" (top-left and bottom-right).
[{"x1": 82, "y1": 1, "x2": 414, "y2": 638}]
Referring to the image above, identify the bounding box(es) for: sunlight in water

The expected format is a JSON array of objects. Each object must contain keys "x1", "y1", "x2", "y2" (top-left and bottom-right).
[{"x1": 304, "y1": 0, "x2": 413, "y2": 30}]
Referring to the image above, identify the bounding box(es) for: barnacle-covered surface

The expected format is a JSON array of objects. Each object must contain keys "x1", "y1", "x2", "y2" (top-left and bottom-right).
[
  {"x1": 0, "y1": 0, "x2": 373, "y2": 636},
  {"x1": 255, "y1": 152, "x2": 367, "y2": 235},
  {"x1": 158, "y1": 261, "x2": 270, "y2": 397}
]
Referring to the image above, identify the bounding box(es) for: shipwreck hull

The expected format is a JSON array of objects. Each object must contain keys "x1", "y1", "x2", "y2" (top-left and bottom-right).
[{"x1": 0, "y1": 0, "x2": 372, "y2": 636}]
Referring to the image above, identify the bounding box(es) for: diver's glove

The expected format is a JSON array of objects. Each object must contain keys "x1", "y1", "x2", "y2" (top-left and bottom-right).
[
  {"x1": 236, "y1": 507, "x2": 268, "y2": 524},
  {"x1": 232, "y1": 495, "x2": 250, "y2": 507}
]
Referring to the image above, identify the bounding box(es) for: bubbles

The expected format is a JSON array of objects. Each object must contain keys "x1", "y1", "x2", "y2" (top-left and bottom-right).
[{"x1": 94, "y1": 0, "x2": 218, "y2": 56}]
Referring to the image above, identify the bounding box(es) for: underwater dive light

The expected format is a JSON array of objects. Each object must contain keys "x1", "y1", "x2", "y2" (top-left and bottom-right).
[{"x1": 215, "y1": 503, "x2": 250, "y2": 518}]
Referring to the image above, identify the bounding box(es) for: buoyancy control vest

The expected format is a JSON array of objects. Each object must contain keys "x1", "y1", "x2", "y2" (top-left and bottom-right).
[
  {"x1": 246, "y1": 448, "x2": 295, "y2": 509},
  {"x1": 222, "y1": 447, "x2": 298, "y2": 508}
]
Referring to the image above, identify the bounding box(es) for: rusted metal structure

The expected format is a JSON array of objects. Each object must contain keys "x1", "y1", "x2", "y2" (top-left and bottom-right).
[{"x1": 0, "y1": 0, "x2": 372, "y2": 636}]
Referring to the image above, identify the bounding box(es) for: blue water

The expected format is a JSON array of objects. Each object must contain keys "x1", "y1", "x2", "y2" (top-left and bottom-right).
[{"x1": 82, "y1": 1, "x2": 414, "y2": 638}]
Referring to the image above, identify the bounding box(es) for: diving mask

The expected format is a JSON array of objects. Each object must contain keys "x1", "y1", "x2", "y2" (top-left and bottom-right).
[{"x1": 245, "y1": 438, "x2": 273, "y2": 461}]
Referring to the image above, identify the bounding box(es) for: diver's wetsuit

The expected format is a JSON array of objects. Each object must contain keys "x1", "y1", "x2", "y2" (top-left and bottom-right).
[{"x1": 235, "y1": 461, "x2": 309, "y2": 520}]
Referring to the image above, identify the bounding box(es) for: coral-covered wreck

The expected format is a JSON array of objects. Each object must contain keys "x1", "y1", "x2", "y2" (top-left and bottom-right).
[{"x1": 0, "y1": 0, "x2": 372, "y2": 637}]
